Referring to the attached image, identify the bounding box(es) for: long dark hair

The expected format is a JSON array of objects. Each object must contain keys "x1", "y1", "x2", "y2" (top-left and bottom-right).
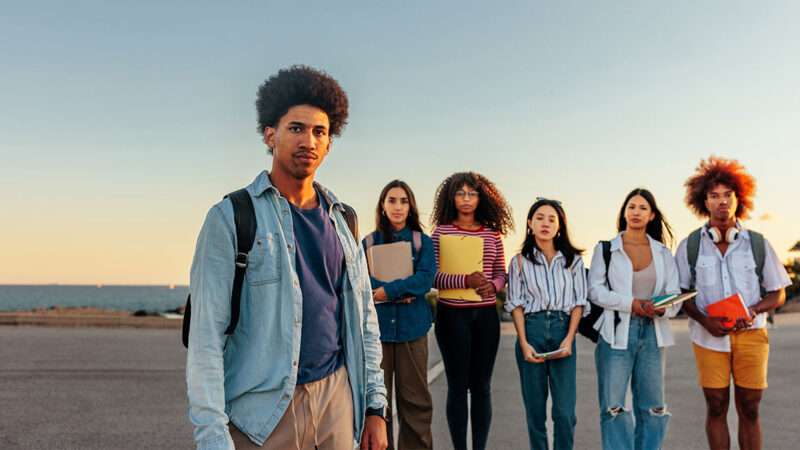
[
  {"x1": 617, "y1": 188, "x2": 674, "y2": 247},
  {"x1": 430, "y1": 172, "x2": 514, "y2": 235},
  {"x1": 375, "y1": 180, "x2": 423, "y2": 243},
  {"x1": 520, "y1": 199, "x2": 583, "y2": 267}
]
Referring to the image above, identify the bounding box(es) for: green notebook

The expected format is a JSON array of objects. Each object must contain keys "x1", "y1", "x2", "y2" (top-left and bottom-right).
[{"x1": 651, "y1": 291, "x2": 697, "y2": 308}]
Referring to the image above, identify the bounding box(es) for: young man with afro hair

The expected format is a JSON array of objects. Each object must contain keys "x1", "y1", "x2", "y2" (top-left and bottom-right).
[
  {"x1": 675, "y1": 156, "x2": 790, "y2": 450},
  {"x1": 186, "y1": 65, "x2": 388, "y2": 450}
]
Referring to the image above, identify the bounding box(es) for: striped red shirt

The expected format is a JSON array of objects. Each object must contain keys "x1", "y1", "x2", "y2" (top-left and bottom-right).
[{"x1": 431, "y1": 224, "x2": 507, "y2": 308}]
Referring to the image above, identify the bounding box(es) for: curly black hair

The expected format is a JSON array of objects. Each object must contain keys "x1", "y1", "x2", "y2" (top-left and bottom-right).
[
  {"x1": 255, "y1": 65, "x2": 349, "y2": 145},
  {"x1": 430, "y1": 172, "x2": 514, "y2": 235}
]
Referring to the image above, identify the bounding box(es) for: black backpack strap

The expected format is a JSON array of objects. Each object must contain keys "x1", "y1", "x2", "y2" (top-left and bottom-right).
[
  {"x1": 315, "y1": 186, "x2": 358, "y2": 240},
  {"x1": 601, "y1": 241, "x2": 612, "y2": 289},
  {"x1": 181, "y1": 295, "x2": 192, "y2": 348},
  {"x1": 341, "y1": 203, "x2": 359, "y2": 239},
  {"x1": 601, "y1": 240, "x2": 620, "y2": 329},
  {"x1": 182, "y1": 188, "x2": 257, "y2": 348},
  {"x1": 225, "y1": 189, "x2": 257, "y2": 336}
]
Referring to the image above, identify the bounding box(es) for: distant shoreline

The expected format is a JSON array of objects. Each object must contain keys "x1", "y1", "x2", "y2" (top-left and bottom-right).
[
  {"x1": 1, "y1": 301, "x2": 798, "y2": 330},
  {"x1": 0, "y1": 306, "x2": 182, "y2": 329}
]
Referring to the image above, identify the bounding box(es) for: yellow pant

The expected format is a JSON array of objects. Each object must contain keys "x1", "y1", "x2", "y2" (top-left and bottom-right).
[{"x1": 692, "y1": 328, "x2": 769, "y2": 390}]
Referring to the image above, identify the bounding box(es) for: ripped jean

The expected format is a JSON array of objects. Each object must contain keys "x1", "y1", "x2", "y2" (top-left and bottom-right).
[{"x1": 595, "y1": 317, "x2": 670, "y2": 450}]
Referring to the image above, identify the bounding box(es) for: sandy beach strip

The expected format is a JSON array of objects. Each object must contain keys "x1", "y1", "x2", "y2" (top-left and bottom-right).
[{"x1": 0, "y1": 307, "x2": 182, "y2": 329}]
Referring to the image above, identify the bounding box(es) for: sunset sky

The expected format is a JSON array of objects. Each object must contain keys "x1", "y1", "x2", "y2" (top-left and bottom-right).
[{"x1": 2, "y1": 1, "x2": 799, "y2": 285}]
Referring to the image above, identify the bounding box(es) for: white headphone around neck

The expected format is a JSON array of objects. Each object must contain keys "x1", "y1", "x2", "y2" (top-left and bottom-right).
[{"x1": 707, "y1": 225, "x2": 739, "y2": 244}]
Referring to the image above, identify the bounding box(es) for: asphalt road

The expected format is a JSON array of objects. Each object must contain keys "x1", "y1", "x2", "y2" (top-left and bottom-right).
[{"x1": 1, "y1": 314, "x2": 798, "y2": 450}]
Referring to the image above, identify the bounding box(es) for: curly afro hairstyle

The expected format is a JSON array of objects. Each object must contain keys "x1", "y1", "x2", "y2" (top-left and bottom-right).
[
  {"x1": 431, "y1": 172, "x2": 514, "y2": 235},
  {"x1": 684, "y1": 156, "x2": 757, "y2": 219},
  {"x1": 255, "y1": 65, "x2": 349, "y2": 143}
]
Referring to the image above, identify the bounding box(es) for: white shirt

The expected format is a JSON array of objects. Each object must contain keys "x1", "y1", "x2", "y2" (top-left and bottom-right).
[
  {"x1": 588, "y1": 233, "x2": 682, "y2": 350},
  {"x1": 505, "y1": 250, "x2": 588, "y2": 315},
  {"x1": 675, "y1": 225, "x2": 791, "y2": 352}
]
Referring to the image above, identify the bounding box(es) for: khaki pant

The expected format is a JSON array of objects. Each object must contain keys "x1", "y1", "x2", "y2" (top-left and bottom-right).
[
  {"x1": 229, "y1": 366, "x2": 354, "y2": 449},
  {"x1": 382, "y1": 336, "x2": 433, "y2": 450}
]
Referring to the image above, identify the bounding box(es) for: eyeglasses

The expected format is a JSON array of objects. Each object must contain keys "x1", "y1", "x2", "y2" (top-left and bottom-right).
[
  {"x1": 536, "y1": 196, "x2": 562, "y2": 205},
  {"x1": 455, "y1": 190, "x2": 480, "y2": 199}
]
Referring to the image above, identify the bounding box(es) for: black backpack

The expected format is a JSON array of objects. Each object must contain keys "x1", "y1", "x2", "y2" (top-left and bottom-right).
[
  {"x1": 181, "y1": 188, "x2": 359, "y2": 348},
  {"x1": 577, "y1": 241, "x2": 620, "y2": 343}
]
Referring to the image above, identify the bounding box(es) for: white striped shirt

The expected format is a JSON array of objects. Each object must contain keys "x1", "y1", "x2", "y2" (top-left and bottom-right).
[{"x1": 505, "y1": 250, "x2": 588, "y2": 315}]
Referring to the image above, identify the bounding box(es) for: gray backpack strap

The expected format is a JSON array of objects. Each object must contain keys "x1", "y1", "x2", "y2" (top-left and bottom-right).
[
  {"x1": 412, "y1": 231, "x2": 422, "y2": 254},
  {"x1": 364, "y1": 232, "x2": 375, "y2": 250},
  {"x1": 748, "y1": 230, "x2": 767, "y2": 296},
  {"x1": 686, "y1": 228, "x2": 703, "y2": 290}
]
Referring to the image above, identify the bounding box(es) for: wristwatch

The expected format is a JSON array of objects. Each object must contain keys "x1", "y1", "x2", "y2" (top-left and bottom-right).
[{"x1": 366, "y1": 406, "x2": 388, "y2": 422}]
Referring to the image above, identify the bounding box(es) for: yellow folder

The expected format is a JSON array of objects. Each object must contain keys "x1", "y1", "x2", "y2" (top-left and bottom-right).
[{"x1": 438, "y1": 234, "x2": 484, "y2": 301}]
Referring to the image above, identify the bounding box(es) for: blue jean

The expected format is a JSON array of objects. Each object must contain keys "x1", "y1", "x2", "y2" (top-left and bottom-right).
[
  {"x1": 516, "y1": 311, "x2": 577, "y2": 450},
  {"x1": 595, "y1": 317, "x2": 670, "y2": 450}
]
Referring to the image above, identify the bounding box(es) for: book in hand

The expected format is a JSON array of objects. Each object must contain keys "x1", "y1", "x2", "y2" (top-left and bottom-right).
[
  {"x1": 366, "y1": 241, "x2": 416, "y2": 305},
  {"x1": 651, "y1": 291, "x2": 698, "y2": 308},
  {"x1": 534, "y1": 348, "x2": 567, "y2": 360},
  {"x1": 705, "y1": 293, "x2": 751, "y2": 329},
  {"x1": 367, "y1": 241, "x2": 413, "y2": 282}
]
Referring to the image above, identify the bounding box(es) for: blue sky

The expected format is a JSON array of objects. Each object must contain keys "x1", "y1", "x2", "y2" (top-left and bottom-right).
[{"x1": 2, "y1": 1, "x2": 798, "y2": 284}]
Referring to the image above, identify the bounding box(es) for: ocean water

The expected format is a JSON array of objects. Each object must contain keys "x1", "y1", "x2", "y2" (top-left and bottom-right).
[{"x1": 0, "y1": 285, "x2": 189, "y2": 312}]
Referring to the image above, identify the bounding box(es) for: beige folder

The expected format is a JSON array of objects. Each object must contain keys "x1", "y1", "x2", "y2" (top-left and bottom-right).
[
  {"x1": 438, "y1": 234, "x2": 484, "y2": 301},
  {"x1": 367, "y1": 241, "x2": 414, "y2": 282}
]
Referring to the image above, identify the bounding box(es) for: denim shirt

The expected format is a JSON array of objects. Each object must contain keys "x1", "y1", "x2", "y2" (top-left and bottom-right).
[
  {"x1": 361, "y1": 228, "x2": 435, "y2": 343},
  {"x1": 186, "y1": 171, "x2": 387, "y2": 450}
]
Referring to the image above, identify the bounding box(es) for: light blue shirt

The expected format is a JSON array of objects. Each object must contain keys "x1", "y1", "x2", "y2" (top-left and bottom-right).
[{"x1": 186, "y1": 171, "x2": 387, "y2": 450}]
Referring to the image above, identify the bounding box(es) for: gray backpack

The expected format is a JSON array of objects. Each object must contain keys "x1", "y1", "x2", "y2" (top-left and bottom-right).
[{"x1": 686, "y1": 227, "x2": 767, "y2": 297}]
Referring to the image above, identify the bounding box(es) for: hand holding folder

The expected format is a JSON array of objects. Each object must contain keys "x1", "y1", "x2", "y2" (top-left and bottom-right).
[{"x1": 438, "y1": 234, "x2": 484, "y2": 301}]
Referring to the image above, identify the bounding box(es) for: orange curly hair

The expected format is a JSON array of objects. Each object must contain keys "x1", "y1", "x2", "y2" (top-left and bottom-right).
[{"x1": 684, "y1": 156, "x2": 757, "y2": 219}]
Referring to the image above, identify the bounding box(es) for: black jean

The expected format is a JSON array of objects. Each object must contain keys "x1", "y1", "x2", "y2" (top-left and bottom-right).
[{"x1": 435, "y1": 305, "x2": 501, "y2": 450}]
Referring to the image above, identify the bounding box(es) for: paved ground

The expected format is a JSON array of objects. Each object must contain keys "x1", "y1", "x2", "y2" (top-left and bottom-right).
[
  {"x1": 430, "y1": 314, "x2": 800, "y2": 450},
  {"x1": 1, "y1": 314, "x2": 798, "y2": 450}
]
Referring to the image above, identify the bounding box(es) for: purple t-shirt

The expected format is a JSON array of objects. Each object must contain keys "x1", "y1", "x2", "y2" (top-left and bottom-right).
[{"x1": 290, "y1": 191, "x2": 345, "y2": 384}]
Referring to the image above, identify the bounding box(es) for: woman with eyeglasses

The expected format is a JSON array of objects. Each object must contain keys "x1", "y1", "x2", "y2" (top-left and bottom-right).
[
  {"x1": 430, "y1": 172, "x2": 513, "y2": 450},
  {"x1": 362, "y1": 180, "x2": 435, "y2": 449},
  {"x1": 587, "y1": 188, "x2": 681, "y2": 450},
  {"x1": 505, "y1": 198, "x2": 587, "y2": 450}
]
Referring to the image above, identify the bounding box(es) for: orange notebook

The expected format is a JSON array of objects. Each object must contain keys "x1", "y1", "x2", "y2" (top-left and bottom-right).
[{"x1": 706, "y1": 293, "x2": 751, "y2": 329}]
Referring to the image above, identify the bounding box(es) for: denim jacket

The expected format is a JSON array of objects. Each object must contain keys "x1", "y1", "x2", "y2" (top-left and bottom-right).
[
  {"x1": 361, "y1": 228, "x2": 435, "y2": 343},
  {"x1": 186, "y1": 171, "x2": 387, "y2": 450}
]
